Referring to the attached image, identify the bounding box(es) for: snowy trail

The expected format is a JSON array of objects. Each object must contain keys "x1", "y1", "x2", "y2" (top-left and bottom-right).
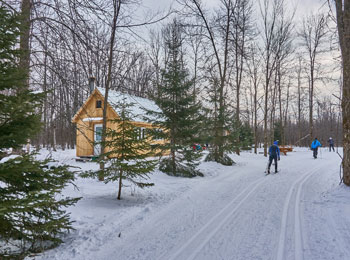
[
  {"x1": 301, "y1": 150, "x2": 350, "y2": 260},
  {"x1": 163, "y1": 176, "x2": 268, "y2": 260},
  {"x1": 276, "y1": 166, "x2": 321, "y2": 260},
  {"x1": 180, "y1": 154, "x2": 331, "y2": 260},
  {"x1": 28, "y1": 148, "x2": 350, "y2": 260},
  {"x1": 96, "y1": 151, "x2": 332, "y2": 260},
  {"x1": 293, "y1": 168, "x2": 314, "y2": 260}
]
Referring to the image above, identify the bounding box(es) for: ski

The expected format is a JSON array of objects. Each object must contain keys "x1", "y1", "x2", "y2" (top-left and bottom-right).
[{"x1": 265, "y1": 169, "x2": 280, "y2": 175}]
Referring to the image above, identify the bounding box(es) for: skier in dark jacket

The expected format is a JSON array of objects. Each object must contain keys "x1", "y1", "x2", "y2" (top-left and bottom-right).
[
  {"x1": 311, "y1": 137, "x2": 322, "y2": 158},
  {"x1": 328, "y1": 137, "x2": 335, "y2": 152},
  {"x1": 267, "y1": 141, "x2": 280, "y2": 174}
]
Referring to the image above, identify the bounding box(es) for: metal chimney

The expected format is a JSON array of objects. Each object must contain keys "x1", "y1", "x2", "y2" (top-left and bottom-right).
[{"x1": 88, "y1": 76, "x2": 96, "y2": 93}]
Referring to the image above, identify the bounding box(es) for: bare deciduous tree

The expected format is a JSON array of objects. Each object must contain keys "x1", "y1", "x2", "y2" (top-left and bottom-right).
[
  {"x1": 246, "y1": 43, "x2": 262, "y2": 154},
  {"x1": 180, "y1": 0, "x2": 234, "y2": 162},
  {"x1": 259, "y1": 0, "x2": 294, "y2": 156},
  {"x1": 230, "y1": 0, "x2": 253, "y2": 155},
  {"x1": 299, "y1": 12, "x2": 328, "y2": 144}
]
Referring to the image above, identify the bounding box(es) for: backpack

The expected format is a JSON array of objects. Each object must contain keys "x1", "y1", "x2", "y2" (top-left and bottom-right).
[{"x1": 270, "y1": 144, "x2": 278, "y2": 156}]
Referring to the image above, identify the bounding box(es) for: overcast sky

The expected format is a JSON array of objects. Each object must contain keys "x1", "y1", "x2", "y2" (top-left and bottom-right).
[
  {"x1": 142, "y1": 0, "x2": 329, "y2": 20},
  {"x1": 139, "y1": 0, "x2": 338, "y2": 97}
]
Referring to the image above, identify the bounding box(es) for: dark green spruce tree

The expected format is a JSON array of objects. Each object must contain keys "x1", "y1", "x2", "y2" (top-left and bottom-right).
[
  {"x1": 149, "y1": 20, "x2": 204, "y2": 177},
  {"x1": 0, "y1": 6, "x2": 80, "y2": 258},
  {"x1": 0, "y1": 6, "x2": 39, "y2": 149},
  {"x1": 203, "y1": 83, "x2": 235, "y2": 165},
  {"x1": 273, "y1": 120, "x2": 283, "y2": 145},
  {"x1": 225, "y1": 113, "x2": 254, "y2": 153},
  {"x1": 84, "y1": 99, "x2": 156, "y2": 200},
  {"x1": 239, "y1": 122, "x2": 254, "y2": 150}
]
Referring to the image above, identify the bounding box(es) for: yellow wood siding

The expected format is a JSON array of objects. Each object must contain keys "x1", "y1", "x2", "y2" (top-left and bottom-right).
[
  {"x1": 74, "y1": 90, "x2": 117, "y2": 157},
  {"x1": 73, "y1": 89, "x2": 167, "y2": 157}
]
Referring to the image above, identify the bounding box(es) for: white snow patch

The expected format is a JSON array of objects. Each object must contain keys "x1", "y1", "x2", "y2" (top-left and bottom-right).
[
  {"x1": 82, "y1": 117, "x2": 103, "y2": 122},
  {"x1": 0, "y1": 154, "x2": 20, "y2": 164},
  {"x1": 22, "y1": 147, "x2": 350, "y2": 260}
]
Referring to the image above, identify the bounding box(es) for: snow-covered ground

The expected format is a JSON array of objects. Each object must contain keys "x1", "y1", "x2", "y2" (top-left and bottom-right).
[{"x1": 27, "y1": 147, "x2": 350, "y2": 260}]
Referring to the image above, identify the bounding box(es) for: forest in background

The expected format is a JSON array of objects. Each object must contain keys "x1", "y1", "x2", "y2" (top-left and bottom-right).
[
  {"x1": 3, "y1": 0, "x2": 343, "y2": 150},
  {"x1": 2, "y1": 0, "x2": 350, "y2": 257}
]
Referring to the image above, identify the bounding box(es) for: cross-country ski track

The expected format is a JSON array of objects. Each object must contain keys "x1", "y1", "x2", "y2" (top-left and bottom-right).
[
  {"x1": 276, "y1": 166, "x2": 322, "y2": 260},
  {"x1": 29, "y1": 148, "x2": 350, "y2": 260}
]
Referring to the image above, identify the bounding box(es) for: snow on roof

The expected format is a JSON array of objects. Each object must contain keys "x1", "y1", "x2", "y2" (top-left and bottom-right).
[
  {"x1": 83, "y1": 117, "x2": 103, "y2": 122},
  {"x1": 96, "y1": 87, "x2": 162, "y2": 122}
]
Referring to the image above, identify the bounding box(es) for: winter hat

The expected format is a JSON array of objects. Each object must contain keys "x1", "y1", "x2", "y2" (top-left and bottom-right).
[{"x1": 273, "y1": 140, "x2": 278, "y2": 145}]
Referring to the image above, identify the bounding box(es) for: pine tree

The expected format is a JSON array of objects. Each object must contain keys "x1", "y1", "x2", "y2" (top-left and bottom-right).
[
  {"x1": 203, "y1": 99, "x2": 236, "y2": 165},
  {"x1": 204, "y1": 106, "x2": 252, "y2": 163},
  {"x1": 0, "y1": 6, "x2": 80, "y2": 257},
  {"x1": 148, "y1": 20, "x2": 203, "y2": 177},
  {"x1": 0, "y1": 5, "x2": 41, "y2": 149},
  {"x1": 0, "y1": 155, "x2": 80, "y2": 256},
  {"x1": 85, "y1": 99, "x2": 156, "y2": 200},
  {"x1": 225, "y1": 112, "x2": 253, "y2": 153},
  {"x1": 239, "y1": 122, "x2": 254, "y2": 150},
  {"x1": 274, "y1": 120, "x2": 283, "y2": 145}
]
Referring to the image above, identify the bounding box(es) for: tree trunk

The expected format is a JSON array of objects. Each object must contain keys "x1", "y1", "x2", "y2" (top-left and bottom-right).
[
  {"x1": 297, "y1": 58, "x2": 302, "y2": 146},
  {"x1": 283, "y1": 80, "x2": 291, "y2": 145},
  {"x1": 254, "y1": 78, "x2": 258, "y2": 154},
  {"x1": 270, "y1": 73, "x2": 277, "y2": 143},
  {"x1": 43, "y1": 49, "x2": 48, "y2": 148},
  {"x1": 263, "y1": 63, "x2": 269, "y2": 157},
  {"x1": 335, "y1": 0, "x2": 350, "y2": 185},
  {"x1": 99, "y1": 0, "x2": 121, "y2": 181},
  {"x1": 117, "y1": 169, "x2": 123, "y2": 200},
  {"x1": 19, "y1": 0, "x2": 32, "y2": 90},
  {"x1": 309, "y1": 71, "x2": 314, "y2": 143},
  {"x1": 343, "y1": 6, "x2": 350, "y2": 185}
]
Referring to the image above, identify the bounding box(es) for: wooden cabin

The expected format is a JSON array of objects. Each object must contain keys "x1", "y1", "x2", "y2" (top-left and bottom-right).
[{"x1": 72, "y1": 87, "x2": 164, "y2": 158}]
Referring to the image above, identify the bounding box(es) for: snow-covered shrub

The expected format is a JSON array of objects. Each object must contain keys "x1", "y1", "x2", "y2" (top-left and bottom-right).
[
  {"x1": 159, "y1": 158, "x2": 204, "y2": 178},
  {"x1": 204, "y1": 152, "x2": 235, "y2": 166}
]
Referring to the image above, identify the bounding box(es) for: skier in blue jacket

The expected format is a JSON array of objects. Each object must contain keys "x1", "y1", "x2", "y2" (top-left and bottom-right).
[
  {"x1": 311, "y1": 137, "x2": 322, "y2": 159},
  {"x1": 267, "y1": 141, "x2": 280, "y2": 174}
]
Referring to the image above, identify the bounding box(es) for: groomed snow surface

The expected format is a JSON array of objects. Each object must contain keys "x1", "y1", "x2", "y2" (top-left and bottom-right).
[{"x1": 27, "y1": 148, "x2": 350, "y2": 260}]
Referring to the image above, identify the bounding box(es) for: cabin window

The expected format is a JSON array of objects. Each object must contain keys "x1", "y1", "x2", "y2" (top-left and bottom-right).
[
  {"x1": 136, "y1": 127, "x2": 147, "y2": 140},
  {"x1": 96, "y1": 100, "x2": 102, "y2": 108},
  {"x1": 154, "y1": 129, "x2": 164, "y2": 140}
]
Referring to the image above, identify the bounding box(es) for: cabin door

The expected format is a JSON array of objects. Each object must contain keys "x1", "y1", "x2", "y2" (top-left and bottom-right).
[{"x1": 94, "y1": 124, "x2": 103, "y2": 156}]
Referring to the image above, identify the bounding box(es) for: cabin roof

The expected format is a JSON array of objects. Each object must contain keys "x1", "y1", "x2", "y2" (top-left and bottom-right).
[
  {"x1": 96, "y1": 87, "x2": 161, "y2": 122},
  {"x1": 72, "y1": 87, "x2": 162, "y2": 123}
]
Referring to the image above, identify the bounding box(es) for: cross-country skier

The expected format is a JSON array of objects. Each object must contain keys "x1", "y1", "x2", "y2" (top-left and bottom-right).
[
  {"x1": 311, "y1": 137, "x2": 322, "y2": 159},
  {"x1": 267, "y1": 141, "x2": 280, "y2": 174},
  {"x1": 328, "y1": 137, "x2": 335, "y2": 152}
]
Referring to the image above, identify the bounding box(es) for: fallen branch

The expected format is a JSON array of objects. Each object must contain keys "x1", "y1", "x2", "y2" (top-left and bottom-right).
[{"x1": 294, "y1": 133, "x2": 310, "y2": 145}]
